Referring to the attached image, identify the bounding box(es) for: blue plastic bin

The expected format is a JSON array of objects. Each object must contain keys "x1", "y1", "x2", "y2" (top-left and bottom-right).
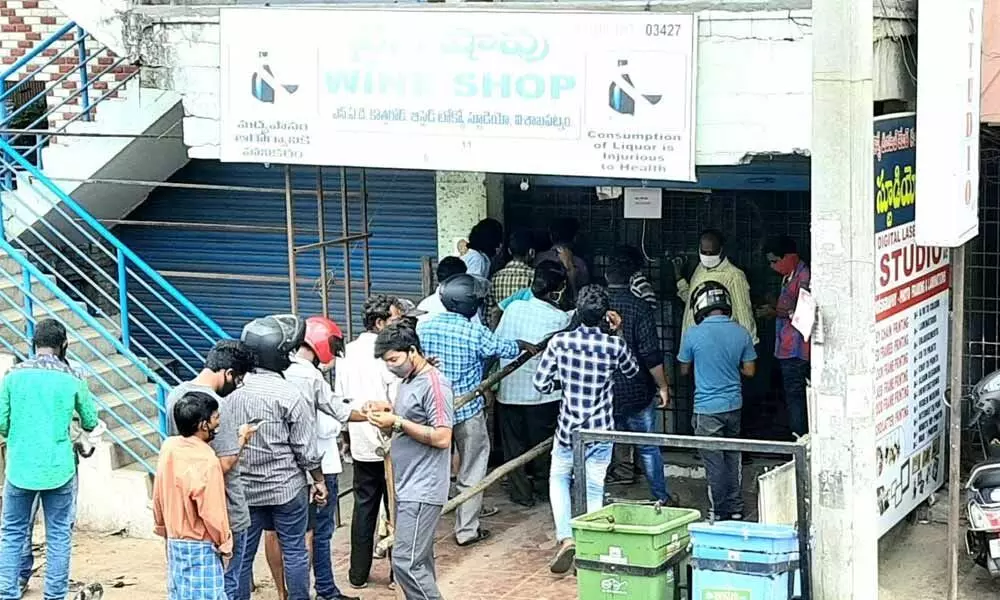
[{"x1": 688, "y1": 521, "x2": 801, "y2": 600}]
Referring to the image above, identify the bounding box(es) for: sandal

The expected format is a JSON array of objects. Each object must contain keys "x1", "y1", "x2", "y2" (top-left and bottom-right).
[
  {"x1": 456, "y1": 528, "x2": 492, "y2": 547},
  {"x1": 479, "y1": 506, "x2": 499, "y2": 518},
  {"x1": 550, "y1": 542, "x2": 576, "y2": 574}
]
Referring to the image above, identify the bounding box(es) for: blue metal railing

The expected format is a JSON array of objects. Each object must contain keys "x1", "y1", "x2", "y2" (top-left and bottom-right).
[
  {"x1": 0, "y1": 21, "x2": 139, "y2": 187},
  {"x1": 0, "y1": 23, "x2": 230, "y2": 472}
]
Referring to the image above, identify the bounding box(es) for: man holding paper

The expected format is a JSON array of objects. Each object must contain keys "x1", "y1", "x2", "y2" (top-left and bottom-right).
[{"x1": 757, "y1": 236, "x2": 812, "y2": 438}]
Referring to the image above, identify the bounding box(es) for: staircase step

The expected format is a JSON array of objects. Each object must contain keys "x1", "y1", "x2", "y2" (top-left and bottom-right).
[
  {"x1": 0, "y1": 303, "x2": 91, "y2": 348},
  {"x1": 0, "y1": 273, "x2": 57, "y2": 305},
  {"x1": 106, "y1": 420, "x2": 162, "y2": 471},
  {"x1": 0, "y1": 254, "x2": 25, "y2": 276},
  {"x1": 96, "y1": 382, "x2": 163, "y2": 430},
  {"x1": 80, "y1": 353, "x2": 149, "y2": 395}
]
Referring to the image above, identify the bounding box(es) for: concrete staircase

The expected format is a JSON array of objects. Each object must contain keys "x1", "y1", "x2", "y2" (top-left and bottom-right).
[{"x1": 0, "y1": 252, "x2": 162, "y2": 472}]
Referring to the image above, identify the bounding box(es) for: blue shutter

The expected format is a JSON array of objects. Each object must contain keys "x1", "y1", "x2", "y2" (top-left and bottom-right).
[{"x1": 116, "y1": 161, "x2": 437, "y2": 348}]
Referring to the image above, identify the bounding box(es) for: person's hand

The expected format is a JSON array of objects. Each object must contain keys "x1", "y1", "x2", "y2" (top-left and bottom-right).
[
  {"x1": 237, "y1": 423, "x2": 258, "y2": 448},
  {"x1": 363, "y1": 400, "x2": 393, "y2": 415},
  {"x1": 311, "y1": 480, "x2": 329, "y2": 507},
  {"x1": 517, "y1": 340, "x2": 539, "y2": 354},
  {"x1": 220, "y1": 551, "x2": 232, "y2": 571},
  {"x1": 657, "y1": 387, "x2": 670, "y2": 409},
  {"x1": 671, "y1": 256, "x2": 685, "y2": 280},
  {"x1": 368, "y1": 410, "x2": 398, "y2": 432},
  {"x1": 605, "y1": 310, "x2": 623, "y2": 332},
  {"x1": 556, "y1": 246, "x2": 575, "y2": 272},
  {"x1": 755, "y1": 304, "x2": 777, "y2": 319}
]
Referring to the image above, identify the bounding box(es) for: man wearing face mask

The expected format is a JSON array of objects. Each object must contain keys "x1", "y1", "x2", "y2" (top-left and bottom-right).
[
  {"x1": 756, "y1": 236, "x2": 811, "y2": 438},
  {"x1": 153, "y1": 392, "x2": 233, "y2": 600},
  {"x1": 416, "y1": 273, "x2": 534, "y2": 547},
  {"x1": 674, "y1": 229, "x2": 758, "y2": 344},
  {"x1": 0, "y1": 319, "x2": 98, "y2": 600},
  {"x1": 494, "y1": 262, "x2": 572, "y2": 507},
  {"x1": 165, "y1": 339, "x2": 257, "y2": 600}
]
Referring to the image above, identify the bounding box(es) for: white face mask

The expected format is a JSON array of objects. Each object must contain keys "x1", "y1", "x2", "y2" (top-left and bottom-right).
[{"x1": 699, "y1": 253, "x2": 722, "y2": 269}]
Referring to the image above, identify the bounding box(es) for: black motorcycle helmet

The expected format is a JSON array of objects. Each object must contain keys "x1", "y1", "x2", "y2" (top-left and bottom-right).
[
  {"x1": 690, "y1": 280, "x2": 733, "y2": 324},
  {"x1": 241, "y1": 314, "x2": 305, "y2": 373},
  {"x1": 439, "y1": 273, "x2": 491, "y2": 319}
]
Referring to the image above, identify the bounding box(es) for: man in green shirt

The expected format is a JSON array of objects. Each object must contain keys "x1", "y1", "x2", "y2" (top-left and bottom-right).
[{"x1": 0, "y1": 319, "x2": 98, "y2": 600}]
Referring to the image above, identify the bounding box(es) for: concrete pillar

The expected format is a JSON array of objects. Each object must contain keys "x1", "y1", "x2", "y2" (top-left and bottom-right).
[
  {"x1": 810, "y1": 0, "x2": 878, "y2": 598},
  {"x1": 434, "y1": 171, "x2": 503, "y2": 259}
]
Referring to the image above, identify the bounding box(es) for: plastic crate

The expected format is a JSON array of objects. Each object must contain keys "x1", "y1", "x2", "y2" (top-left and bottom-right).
[{"x1": 572, "y1": 503, "x2": 702, "y2": 568}]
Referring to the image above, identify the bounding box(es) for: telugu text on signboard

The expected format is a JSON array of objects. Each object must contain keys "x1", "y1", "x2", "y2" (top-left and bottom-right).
[
  {"x1": 218, "y1": 8, "x2": 697, "y2": 180},
  {"x1": 873, "y1": 114, "x2": 949, "y2": 537}
]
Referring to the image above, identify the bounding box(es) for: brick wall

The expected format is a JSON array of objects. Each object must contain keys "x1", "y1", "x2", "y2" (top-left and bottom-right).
[{"x1": 0, "y1": 0, "x2": 136, "y2": 131}]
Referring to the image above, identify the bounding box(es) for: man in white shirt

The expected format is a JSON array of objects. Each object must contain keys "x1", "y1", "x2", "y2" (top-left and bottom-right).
[
  {"x1": 416, "y1": 257, "x2": 467, "y2": 323},
  {"x1": 283, "y1": 316, "x2": 365, "y2": 600},
  {"x1": 337, "y1": 295, "x2": 404, "y2": 589}
]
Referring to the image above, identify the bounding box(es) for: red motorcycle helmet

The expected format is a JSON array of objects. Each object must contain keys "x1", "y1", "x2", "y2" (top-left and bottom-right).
[{"x1": 304, "y1": 316, "x2": 345, "y2": 365}]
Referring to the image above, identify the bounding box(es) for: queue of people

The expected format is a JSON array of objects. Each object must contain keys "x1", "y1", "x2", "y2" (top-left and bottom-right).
[{"x1": 0, "y1": 213, "x2": 811, "y2": 600}]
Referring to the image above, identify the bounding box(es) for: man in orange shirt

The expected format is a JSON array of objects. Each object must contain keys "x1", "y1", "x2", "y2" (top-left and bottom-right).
[{"x1": 153, "y1": 391, "x2": 236, "y2": 600}]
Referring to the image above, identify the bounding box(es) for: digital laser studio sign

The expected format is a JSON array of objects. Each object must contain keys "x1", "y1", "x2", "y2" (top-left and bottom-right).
[{"x1": 219, "y1": 8, "x2": 698, "y2": 180}]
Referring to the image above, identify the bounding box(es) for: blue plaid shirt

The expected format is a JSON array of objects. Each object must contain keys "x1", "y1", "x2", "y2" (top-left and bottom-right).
[
  {"x1": 417, "y1": 311, "x2": 520, "y2": 423},
  {"x1": 533, "y1": 325, "x2": 640, "y2": 448},
  {"x1": 494, "y1": 297, "x2": 572, "y2": 405}
]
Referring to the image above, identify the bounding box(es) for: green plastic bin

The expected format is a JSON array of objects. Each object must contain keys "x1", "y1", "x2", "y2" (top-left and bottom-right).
[{"x1": 572, "y1": 504, "x2": 701, "y2": 600}]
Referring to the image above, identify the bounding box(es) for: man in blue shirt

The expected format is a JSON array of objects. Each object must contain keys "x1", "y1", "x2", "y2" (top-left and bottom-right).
[
  {"x1": 495, "y1": 262, "x2": 572, "y2": 507},
  {"x1": 677, "y1": 281, "x2": 756, "y2": 521},
  {"x1": 416, "y1": 274, "x2": 531, "y2": 546}
]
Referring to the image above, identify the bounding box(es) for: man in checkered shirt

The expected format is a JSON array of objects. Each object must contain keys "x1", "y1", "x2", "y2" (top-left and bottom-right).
[
  {"x1": 532, "y1": 285, "x2": 640, "y2": 574},
  {"x1": 486, "y1": 228, "x2": 536, "y2": 328}
]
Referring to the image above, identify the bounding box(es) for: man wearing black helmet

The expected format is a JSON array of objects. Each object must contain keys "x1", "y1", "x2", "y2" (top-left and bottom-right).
[
  {"x1": 228, "y1": 314, "x2": 326, "y2": 600},
  {"x1": 416, "y1": 273, "x2": 533, "y2": 547},
  {"x1": 677, "y1": 282, "x2": 757, "y2": 521}
]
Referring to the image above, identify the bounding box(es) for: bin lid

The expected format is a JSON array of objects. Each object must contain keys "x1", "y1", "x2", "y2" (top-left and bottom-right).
[{"x1": 688, "y1": 521, "x2": 798, "y2": 540}]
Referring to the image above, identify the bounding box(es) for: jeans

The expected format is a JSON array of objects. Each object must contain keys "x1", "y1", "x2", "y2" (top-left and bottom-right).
[
  {"x1": 617, "y1": 403, "x2": 669, "y2": 502},
  {"x1": 693, "y1": 411, "x2": 744, "y2": 519},
  {"x1": 0, "y1": 478, "x2": 75, "y2": 600},
  {"x1": 19, "y1": 476, "x2": 79, "y2": 586},
  {"x1": 312, "y1": 474, "x2": 343, "y2": 599},
  {"x1": 237, "y1": 488, "x2": 311, "y2": 600},
  {"x1": 349, "y1": 460, "x2": 387, "y2": 586},
  {"x1": 549, "y1": 441, "x2": 612, "y2": 542},
  {"x1": 224, "y1": 529, "x2": 248, "y2": 600},
  {"x1": 780, "y1": 358, "x2": 810, "y2": 436}
]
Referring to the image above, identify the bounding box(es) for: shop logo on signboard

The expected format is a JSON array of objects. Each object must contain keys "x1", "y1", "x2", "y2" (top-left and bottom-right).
[
  {"x1": 250, "y1": 51, "x2": 299, "y2": 104},
  {"x1": 608, "y1": 59, "x2": 663, "y2": 116}
]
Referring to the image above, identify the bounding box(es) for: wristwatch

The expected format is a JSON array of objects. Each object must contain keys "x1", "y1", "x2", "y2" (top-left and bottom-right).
[{"x1": 392, "y1": 419, "x2": 404, "y2": 434}]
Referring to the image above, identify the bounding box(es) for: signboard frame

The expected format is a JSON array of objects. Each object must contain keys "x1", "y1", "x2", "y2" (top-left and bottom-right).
[
  {"x1": 218, "y1": 7, "x2": 698, "y2": 180},
  {"x1": 873, "y1": 113, "x2": 949, "y2": 536}
]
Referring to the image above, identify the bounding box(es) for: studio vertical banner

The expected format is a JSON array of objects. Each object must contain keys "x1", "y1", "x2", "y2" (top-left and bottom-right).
[{"x1": 873, "y1": 113, "x2": 949, "y2": 536}]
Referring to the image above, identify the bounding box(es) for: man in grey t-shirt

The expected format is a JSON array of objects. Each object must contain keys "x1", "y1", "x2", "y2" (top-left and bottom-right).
[
  {"x1": 165, "y1": 340, "x2": 256, "y2": 600},
  {"x1": 367, "y1": 322, "x2": 454, "y2": 600}
]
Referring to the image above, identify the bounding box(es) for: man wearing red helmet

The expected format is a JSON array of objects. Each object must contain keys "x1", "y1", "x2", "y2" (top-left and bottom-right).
[{"x1": 275, "y1": 316, "x2": 366, "y2": 600}]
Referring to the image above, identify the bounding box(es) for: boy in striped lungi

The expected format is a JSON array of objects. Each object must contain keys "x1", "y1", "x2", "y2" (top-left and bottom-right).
[{"x1": 153, "y1": 392, "x2": 234, "y2": 600}]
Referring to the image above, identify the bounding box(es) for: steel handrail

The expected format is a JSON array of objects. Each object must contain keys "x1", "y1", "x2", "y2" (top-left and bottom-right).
[
  {"x1": 0, "y1": 140, "x2": 229, "y2": 342},
  {"x1": 0, "y1": 170, "x2": 203, "y2": 378},
  {"x1": 0, "y1": 281, "x2": 166, "y2": 454}
]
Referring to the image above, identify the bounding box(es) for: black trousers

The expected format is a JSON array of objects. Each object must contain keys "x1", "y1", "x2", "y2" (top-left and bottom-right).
[
  {"x1": 349, "y1": 459, "x2": 387, "y2": 586},
  {"x1": 498, "y1": 401, "x2": 560, "y2": 504}
]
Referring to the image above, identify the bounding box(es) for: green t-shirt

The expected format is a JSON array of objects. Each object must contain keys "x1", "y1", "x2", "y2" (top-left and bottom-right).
[{"x1": 0, "y1": 355, "x2": 98, "y2": 490}]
